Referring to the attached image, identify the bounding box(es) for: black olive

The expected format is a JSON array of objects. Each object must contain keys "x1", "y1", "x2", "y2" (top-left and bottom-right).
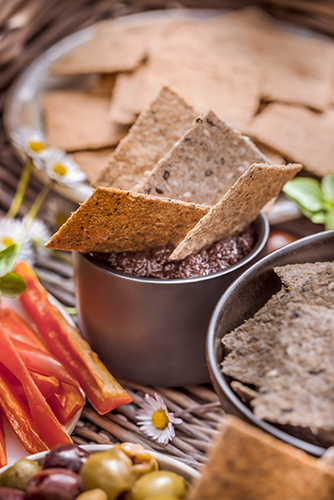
[
  {"x1": 42, "y1": 444, "x2": 91, "y2": 473},
  {"x1": 25, "y1": 468, "x2": 83, "y2": 500}
]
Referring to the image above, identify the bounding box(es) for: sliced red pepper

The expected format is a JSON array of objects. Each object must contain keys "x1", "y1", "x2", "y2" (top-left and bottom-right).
[
  {"x1": 0, "y1": 307, "x2": 47, "y2": 351},
  {"x1": 48, "y1": 382, "x2": 85, "y2": 425},
  {"x1": 0, "y1": 320, "x2": 72, "y2": 449},
  {"x1": 10, "y1": 339, "x2": 80, "y2": 388},
  {"x1": 15, "y1": 260, "x2": 133, "y2": 414},
  {"x1": 30, "y1": 372, "x2": 59, "y2": 399},
  {"x1": 0, "y1": 369, "x2": 47, "y2": 454},
  {"x1": 0, "y1": 413, "x2": 7, "y2": 468}
]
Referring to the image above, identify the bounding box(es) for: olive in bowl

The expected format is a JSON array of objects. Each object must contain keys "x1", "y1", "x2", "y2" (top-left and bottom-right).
[{"x1": 0, "y1": 443, "x2": 198, "y2": 500}]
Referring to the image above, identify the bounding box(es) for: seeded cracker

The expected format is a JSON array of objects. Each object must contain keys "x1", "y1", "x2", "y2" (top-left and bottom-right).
[
  {"x1": 49, "y1": 20, "x2": 166, "y2": 75},
  {"x1": 72, "y1": 149, "x2": 115, "y2": 184},
  {"x1": 43, "y1": 91, "x2": 128, "y2": 152},
  {"x1": 135, "y1": 109, "x2": 268, "y2": 205},
  {"x1": 93, "y1": 87, "x2": 199, "y2": 190},
  {"x1": 223, "y1": 261, "x2": 334, "y2": 443},
  {"x1": 170, "y1": 162, "x2": 302, "y2": 261},
  {"x1": 248, "y1": 103, "x2": 334, "y2": 177},
  {"x1": 188, "y1": 415, "x2": 334, "y2": 500},
  {"x1": 274, "y1": 261, "x2": 334, "y2": 290},
  {"x1": 45, "y1": 187, "x2": 210, "y2": 253},
  {"x1": 109, "y1": 13, "x2": 261, "y2": 131}
]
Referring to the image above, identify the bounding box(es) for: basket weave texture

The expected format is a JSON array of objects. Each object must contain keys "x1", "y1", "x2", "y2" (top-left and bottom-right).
[{"x1": 0, "y1": 0, "x2": 333, "y2": 467}]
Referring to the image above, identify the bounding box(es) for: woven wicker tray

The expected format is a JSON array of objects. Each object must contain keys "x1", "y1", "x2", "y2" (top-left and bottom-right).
[{"x1": 0, "y1": 0, "x2": 331, "y2": 467}]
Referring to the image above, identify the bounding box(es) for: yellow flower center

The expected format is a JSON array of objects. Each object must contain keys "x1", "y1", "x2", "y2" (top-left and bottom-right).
[
  {"x1": 151, "y1": 410, "x2": 169, "y2": 430},
  {"x1": 52, "y1": 162, "x2": 67, "y2": 177},
  {"x1": 56, "y1": 213, "x2": 68, "y2": 228},
  {"x1": 28, "y1": 140, "x2": 45, "y2": 153},
  {"x1": 1, "y1": 236, "x2": 14, "y2": 247}
]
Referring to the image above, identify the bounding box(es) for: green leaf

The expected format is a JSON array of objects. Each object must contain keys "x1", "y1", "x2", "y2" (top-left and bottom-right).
[
  {"x1": 310, "y1": 212, "x2": 327, "y2": 224},
  {"x1": 321, "y1": 174, "x2": 334, "y2": 204},
  {"x1": 0, "y1": 271, "x2": 27, "y2": 298},
  {"x1": 283, "y1": 178, "x2": 326, "y2": 212},
  {"x1": 0, "y1": 243, "x2": 19, "y2": 276},
  {"x1": 325, "y1": 207, "x2": 334, "y2": 230}
]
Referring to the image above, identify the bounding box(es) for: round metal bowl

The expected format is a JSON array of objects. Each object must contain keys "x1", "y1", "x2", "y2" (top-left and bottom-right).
[
  {"x1": 74, "y1": 212, "x2": 269, "y2": 387},
  {"x1": 207, "y1": 229, "x2": 334, "y2": 457}
]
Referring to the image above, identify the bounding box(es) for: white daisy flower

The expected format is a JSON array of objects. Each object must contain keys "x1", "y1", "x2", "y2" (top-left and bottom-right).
[
  {"x1": 11, "y1": 127, "x2": 47, "y2": 169},
  {"x1": 43, "y1": 197, "x2": 77, "y2": 232},
  {"x1": 136, "y1": 393, "x2": 182, "y2": 445},
  {"x1": 0, "y1": 218, "x2": 33, "y2": 264},
  {"x1": 44, "y1": 149, "x2": 86, "y2": 186},
  {"x1": 28, "y1": 218, "x2": 51, "y2": 244}
]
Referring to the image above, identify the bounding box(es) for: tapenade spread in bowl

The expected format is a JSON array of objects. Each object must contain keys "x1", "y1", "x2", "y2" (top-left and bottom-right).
[
  {"x1": 73, "y1": 212, "x2": 268, "y2": 387},
  {"x1": 45, "y1": 94, "x2": 301, "y2": 387}
]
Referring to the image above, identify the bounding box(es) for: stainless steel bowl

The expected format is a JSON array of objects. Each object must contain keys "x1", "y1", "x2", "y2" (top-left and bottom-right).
[
  {"x1": 74, "y1": 212, "x2": 269, "y2": 387},
  {"x1": 207, "y1": 229, "x2": 334, "y2": 457}
]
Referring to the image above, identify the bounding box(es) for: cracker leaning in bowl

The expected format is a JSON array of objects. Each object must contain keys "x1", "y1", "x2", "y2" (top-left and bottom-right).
[
  {"x1": 45, "y1": 94, "x2": 301, "y2": 270},
  {"x1": 222, "y1": 260, "x2": 334, "y2": 446}
]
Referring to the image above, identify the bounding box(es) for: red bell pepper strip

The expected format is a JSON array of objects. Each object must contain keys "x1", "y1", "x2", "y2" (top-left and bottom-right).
[
  {"x1": 0, "y1": 370, "x2": 48, "y2": 454},
  {"x1": 48, "y1": 382, "x2": 85, "y2": 425},
  {"x1": 0, "y1": 307, "x2": 80, "y2": 387},
  {"x1": 0, "y1": 307, "x2": 47, "y2": 351},
  {"x1": 0, "y1": 413, "x2": 7, "y2": 468},
  {"x1": 0, "y1": 321, "x2": 72, "y2": 449},
  {"x1": 15, "y1": 260, "x2": 133, "y2": 414},
  {"x1": 30, "y1": 372, "x2": 59, "y2": 399},
  {"x1": 10, "y1": 339, "x2": 80, "y2": 388}
]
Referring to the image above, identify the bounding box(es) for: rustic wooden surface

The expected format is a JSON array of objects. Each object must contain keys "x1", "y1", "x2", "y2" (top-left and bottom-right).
[{"x1": 0, "y1": 0, "x2": 328, "y2": 468}]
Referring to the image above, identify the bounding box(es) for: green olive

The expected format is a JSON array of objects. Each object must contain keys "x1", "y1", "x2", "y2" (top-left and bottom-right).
[
  {"x1": 80, "y1": 446, "x2": 137, "y2": 500},
  {"x1": 75, "y1": 488, "x2": 108, "y2": 500},
  {"x1": 0, "y1": 458, "x2": 41, "y2": 491},
  {"x1": 142, "y1": 496, "x2": 179, "y2": 500},
  {"x1": 119, "y1": 443, "x2": 158, "y2": 476},
  {"x1": 129, "y1": 471, "x2": 189, "y2": 500}
]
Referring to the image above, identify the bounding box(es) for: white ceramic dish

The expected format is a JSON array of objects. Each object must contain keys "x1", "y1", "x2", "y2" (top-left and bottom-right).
[
  {"x1": 0, "y1": 444, "x2": 200, "y2": 482},
  {"x1": 1, "y1": 296, "x2": 84, "y2": 466}
]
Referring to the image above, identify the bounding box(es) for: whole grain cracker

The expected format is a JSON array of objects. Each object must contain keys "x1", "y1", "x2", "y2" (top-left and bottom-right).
[
  {"x1": 43, "y1": 91, "x2": 128, "y2": 152},
  {"x1": 135, "y1": 109, "x2": 268, "y2": 206},
  {"x1": 236, "y1": 7, "x2": 334, "y2": 112},
  {"x1": 109, "y1": 15, "x2": 261, "y2": 131},
  {"x1": 250, "y1": 303, "x2": 334, "y2": 434},
  {"x1": 248, "y1": 103, "x2": 334, "y2": 177},
  {"x1": 49, "y1": 19, "x2": 169, "y2": 75},
  {"x1": 93, "y1": 86, "x2": 199, "y2": 190},
  {"x1": 274, "y1": 261, "x2": 334, "y2": 290},
  {"x1": 45, "y1": 187, "x2": 210, "y2": 253},
  {"x1": 170, "y1": 162, "x2": 302, "y2": 260},
  {"x1": 72, "y1": 149, "x2": 115, "y2": 184},
  {"x1": 188, "y1": 415, "x2": 334, "y2": 500}
]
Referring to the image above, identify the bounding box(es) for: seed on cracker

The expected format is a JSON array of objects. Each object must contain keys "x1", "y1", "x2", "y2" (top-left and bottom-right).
[
  {"x1": 45, "y1": 187, "x2": 210, "y2": 254},
  {"x1": 170, "y1": 162, "x2": 302, "y2": 260},
  {"x1": 93, "y1": 86, "x2": 199, "y2": 190},
  {"x1": 136, "y1": 109, "x2": 268, "y2": 206},
  {"x1": 43, "y1": 90, "x2": 128, "y2": 152}
]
